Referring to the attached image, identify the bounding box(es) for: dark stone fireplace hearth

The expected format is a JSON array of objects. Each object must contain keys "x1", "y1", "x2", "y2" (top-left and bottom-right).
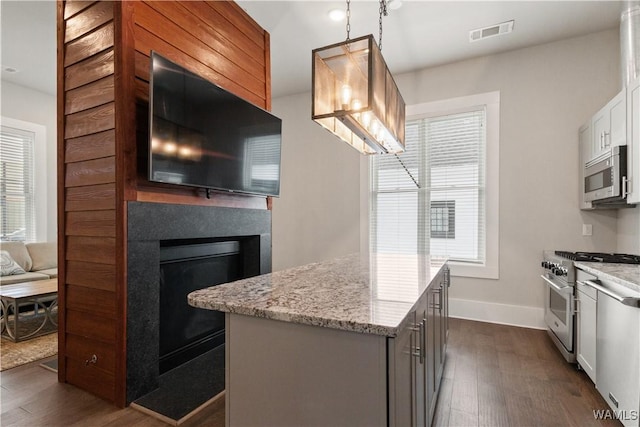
[{"x1": 126, "y1": 202, "x2": 271, "y2": 404}]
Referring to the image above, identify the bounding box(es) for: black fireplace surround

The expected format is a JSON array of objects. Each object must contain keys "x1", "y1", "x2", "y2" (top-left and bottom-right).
[{"x1": 126, "y1": 202, "x2": 271, "y2": 404}]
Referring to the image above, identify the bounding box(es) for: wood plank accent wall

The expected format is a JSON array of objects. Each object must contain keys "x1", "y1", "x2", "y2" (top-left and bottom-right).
[
  {"x1": 58, "y1": 0, "x2": 119, "y2": 404},
  {"x1": 128, "y1": 0, "x2": 271, "y2": 208},
  {"x1": 58, "y1": 0, "x2": 272, "y2": 406}
]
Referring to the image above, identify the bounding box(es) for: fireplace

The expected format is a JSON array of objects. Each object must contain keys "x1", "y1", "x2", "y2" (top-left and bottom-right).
[
  {"x1": 159, "y1": 239, "x2": 257, "y2": 373},
  {"x1": 126, "y1": 202, "x2": 271, "y2": 404}
]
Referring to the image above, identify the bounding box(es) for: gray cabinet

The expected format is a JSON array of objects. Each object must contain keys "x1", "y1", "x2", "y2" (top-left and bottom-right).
[
  {"x1": 389, "y1": 310, "x2": 416, "y2": 427},
  {"x1": 225, "y1": 263, "x2": 450, "y2": 427},
  {"x1": 390, "y1": 265, "x2": 450, "y2": 427}
]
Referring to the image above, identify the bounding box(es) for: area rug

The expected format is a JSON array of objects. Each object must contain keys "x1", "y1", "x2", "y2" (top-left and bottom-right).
[{"x1": 0, "y1": 315, "x2": 58, "y2": 371}]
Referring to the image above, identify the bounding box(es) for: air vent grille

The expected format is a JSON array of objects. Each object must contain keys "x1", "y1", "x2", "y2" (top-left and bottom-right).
[{"x1": 469, "y1": 20, "x2": 514, "y2": 42}]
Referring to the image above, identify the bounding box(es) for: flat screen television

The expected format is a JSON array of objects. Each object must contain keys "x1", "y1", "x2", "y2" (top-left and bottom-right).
[{"x1": 149, "y1": 52, "x2": 282, "y2": 197}]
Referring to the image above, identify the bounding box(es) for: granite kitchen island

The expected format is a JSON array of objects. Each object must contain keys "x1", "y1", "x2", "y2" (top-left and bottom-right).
[{"x1": 188, "y1": 253, "x2": 449, "y2": 427}]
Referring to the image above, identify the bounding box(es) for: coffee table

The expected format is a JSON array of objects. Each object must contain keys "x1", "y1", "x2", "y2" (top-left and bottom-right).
[{"x1": 0, "y1": 279, "x2": 58, "y2": 342}]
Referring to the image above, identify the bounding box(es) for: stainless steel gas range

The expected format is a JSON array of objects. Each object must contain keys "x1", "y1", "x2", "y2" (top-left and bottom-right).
[{"x1": 540, "y1": 251, "x2": 640, "y2": 363}]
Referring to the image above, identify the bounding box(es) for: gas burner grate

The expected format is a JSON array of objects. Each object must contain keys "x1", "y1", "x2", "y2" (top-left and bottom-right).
[{"x1": 554, "y1": 251, "x2": 640, "y2": 264}]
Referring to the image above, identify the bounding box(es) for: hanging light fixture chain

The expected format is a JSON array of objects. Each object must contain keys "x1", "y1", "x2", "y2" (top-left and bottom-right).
[
  {"x1": 346, "y1": 0, "x2": 351, "y2": 41},
  {"x1": 394, "y1": 153, "x2": 420, "y2": 189},
  {"x1": 378, "y1": 0, "x2": 388, "y2": 50}
]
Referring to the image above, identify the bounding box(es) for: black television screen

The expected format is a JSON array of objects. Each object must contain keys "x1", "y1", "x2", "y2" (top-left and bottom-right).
[{"x1": 149, "y1": 52, "x2": 282, "y2": 197}]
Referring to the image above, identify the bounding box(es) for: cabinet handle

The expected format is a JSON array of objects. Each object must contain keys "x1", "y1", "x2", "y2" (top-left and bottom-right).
[
  {"x1": 603, "y1": 131, "x2": 610, "y2": 147},
  {"x1": 419, "y1": 319, "x2": 425, "y2": 364},
  {"x1": 85, "y1": 354, "x2": 98, "y2": 366},
  {"x1": 433, "y1": 288, "x2": 442, "y2": 311},
  {"x1": 411, "y1": 320, "x2": 425, "y2": 364},
  {"x1": 584, "y1": 280, "x2": 640, "y2": 307},
  {"x1": 622, "y1": 176, "x2": 630, "y2": 197},
  {"x1": 600, "y1": 132, "x2": 604, "y2": 149}
]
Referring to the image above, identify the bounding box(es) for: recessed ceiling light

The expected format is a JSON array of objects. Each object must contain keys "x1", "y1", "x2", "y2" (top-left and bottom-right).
[
  {"x1": 328, "y1": 8, "x2": 346, "y2": 22},
  {"x1": 469, "y1": 20, "x2": 515, "y2": 43},
  {"x1": 387, "y1": 0, "x2": 402, "y2": 10}
]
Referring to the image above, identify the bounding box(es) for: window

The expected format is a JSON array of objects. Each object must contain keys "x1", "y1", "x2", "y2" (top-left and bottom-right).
[
  {"x1": 431, "y1": 201, "x2": 455, "y2": 239},
  {"x1": 1, "y1": 125, "x2": 35, "y2": 242},
  {"x1": 0, "y1": 117, "x2": 47, "y2": 243},
  {"x1": 369, "y1": 92, "x2": 499, "y2": 279}
]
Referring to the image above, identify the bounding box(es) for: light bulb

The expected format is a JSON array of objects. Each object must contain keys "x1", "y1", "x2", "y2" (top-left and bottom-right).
[
  {"x1": 362, "y1": 111, "x2": 371, "y2": 128},
  {"x1": 341, "y1": 84, "x2": 352, "y2": 109},
  {"x1": 178, "y1": 146, "x2": 192, "y2": 158},
  {"x1": 371, "y1": 119, "x2": 379, "y2": 136},
  {"x1": 351, "y1": 99, "x2": 362, "y2": 119},
  {"x1": 163, "y1": 142, "x2": 177, "y2": 154}
]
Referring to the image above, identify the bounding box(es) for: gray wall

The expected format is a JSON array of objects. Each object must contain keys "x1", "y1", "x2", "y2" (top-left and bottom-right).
[
  {"x1": 271, "y1": 93, "x2": 361, "y2": 271},
  {"x1": 618, "y1": 209, "x2": 640, "y2": 253},
  {"x1": 1, "y1": 80, "x2": 57, "y2": 243},
  {"x1": 395, "y1": 29, "x2": 621, "y2": 310},
  {"x1": 271, "y1": 28, "x2": 627, "y2": 321}
]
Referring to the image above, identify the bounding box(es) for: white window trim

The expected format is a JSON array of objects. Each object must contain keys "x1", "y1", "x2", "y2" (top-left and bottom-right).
[
  {"x1": 1, "y1": 116, "x2": 48, "y2": 242},
  {"x1": 361, "y1": 91, "x2": 499, "y2": 280}
]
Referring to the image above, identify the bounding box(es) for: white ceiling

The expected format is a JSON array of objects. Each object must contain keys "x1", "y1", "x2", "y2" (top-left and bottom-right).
[
  {"x1": 0, "y1": 1, "x2": 623, "y2": 98},
  {"x1": 1, "y1": 1, "x2": 57, "y2": 96}
]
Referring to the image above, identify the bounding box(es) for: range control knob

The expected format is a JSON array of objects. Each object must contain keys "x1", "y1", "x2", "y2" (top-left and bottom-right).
[{"x1": 554, "y1": 267, "x2": 567, "y2": 276}]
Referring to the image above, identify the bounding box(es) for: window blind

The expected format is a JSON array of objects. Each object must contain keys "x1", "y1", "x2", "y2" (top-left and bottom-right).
[
  {"x1": 243, "y1": 134, "x2": 281, "y2": 192},
  {"x1": 371, "y1": 108, "x2": 486, "y2": 264},
  {"x1": 0, "y1": 125, "x2": 36, "y2": 242}
]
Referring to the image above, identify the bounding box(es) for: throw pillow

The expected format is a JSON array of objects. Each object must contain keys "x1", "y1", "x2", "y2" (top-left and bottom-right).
[{"x1": 1, "y1": 250, "x2": 26, "y2": 276}]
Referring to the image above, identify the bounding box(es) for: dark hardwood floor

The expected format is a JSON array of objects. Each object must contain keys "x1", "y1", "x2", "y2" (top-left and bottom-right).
[
  {"x1": 0, "y1": 318, "x2": 621, "y2": 426},
  {"x1": 436, "y1": 318, "x2": 621, "y2": 427}
]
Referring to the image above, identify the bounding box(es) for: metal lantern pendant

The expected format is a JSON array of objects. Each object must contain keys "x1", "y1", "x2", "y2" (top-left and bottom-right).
[{"x1": 311, "y1": 3, "x2": 405, "y2": 154}]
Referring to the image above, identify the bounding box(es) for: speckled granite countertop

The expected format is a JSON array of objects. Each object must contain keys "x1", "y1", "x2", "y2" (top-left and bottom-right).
[
  {"x1": 188, "y1": 253, "x2": 448, "y2": 337},
  {"x1": 574, "y1": 262, "x2": 640, "y2": 294}
]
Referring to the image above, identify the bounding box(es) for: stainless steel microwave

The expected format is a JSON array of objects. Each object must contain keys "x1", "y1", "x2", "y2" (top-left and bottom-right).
[{"x1": 584, "y1": 146, "x2": 628, "y2": 204}]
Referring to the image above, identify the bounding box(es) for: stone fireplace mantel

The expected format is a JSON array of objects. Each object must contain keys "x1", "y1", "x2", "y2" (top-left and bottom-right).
[{"x1": 126, "y1": 201, "x2": 271, "y2": 404}]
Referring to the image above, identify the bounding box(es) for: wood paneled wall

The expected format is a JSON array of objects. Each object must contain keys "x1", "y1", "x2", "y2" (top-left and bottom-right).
[{"x1": 58, "y1": 0, "x2": 272, "y2": 406}]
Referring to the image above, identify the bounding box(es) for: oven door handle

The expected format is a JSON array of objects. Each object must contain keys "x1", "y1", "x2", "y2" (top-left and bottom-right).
[
  {"x1": 541, "y1": 275, "x2": 572, "y2": 293},
  {"x1": 583, "y1": 280, "x2": 640, "y2": 308}
]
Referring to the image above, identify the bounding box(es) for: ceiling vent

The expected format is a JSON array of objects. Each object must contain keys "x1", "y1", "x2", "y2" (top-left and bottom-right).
[{"x1": 469, "y1": 20, "x2": 514, "y2": 42}]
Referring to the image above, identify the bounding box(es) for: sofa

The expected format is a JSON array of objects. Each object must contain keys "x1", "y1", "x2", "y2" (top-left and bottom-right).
[{"x1": 0, "y1": 242, "x2": 58, "y2": 286}]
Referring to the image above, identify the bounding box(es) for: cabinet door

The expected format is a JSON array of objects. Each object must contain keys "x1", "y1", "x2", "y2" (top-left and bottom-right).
[
  {"x1": 627, "y1": 77, "x2": 640, "y2": 204},
  {"x1": 592, "y1": 105, "x2": 610, "y2": 160},
  {"x1": 425, "y1": 286, "x2": 436, "y2": 422},
  {"x1": 579, "y1": 122, "x2": 593, "y2": 210},
  {"x1": 591, "y1": 90, "x2": 626, "y2": 160},
  {"x1": 389, "y1": 311, "x2": 414, "y2": 427},
  {"x1": 576, "y1": 287, "x2": 597, "y2": 383},
  {"x1": 414, "y1": 294, "x2": 428, "y2": 427},
  {"x1": 609, "y1": 90, "x2": 626, "y2": 148},
  {"x1": 433, "y1": 282, "x2": 443, "y2": 383}
]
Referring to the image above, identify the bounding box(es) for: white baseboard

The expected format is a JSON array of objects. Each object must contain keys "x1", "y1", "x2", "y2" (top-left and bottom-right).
[{"x1": 449, "y1": 297, "x2": 546, "y2": 330}]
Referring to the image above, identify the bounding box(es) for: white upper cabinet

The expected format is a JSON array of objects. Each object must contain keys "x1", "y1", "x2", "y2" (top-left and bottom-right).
[
  {"x1": 590, "y1": 90, "x2": 626, "y2": 161},
  {"x1": 626, "y1": 77, "x2": 640, "y2": 204}
]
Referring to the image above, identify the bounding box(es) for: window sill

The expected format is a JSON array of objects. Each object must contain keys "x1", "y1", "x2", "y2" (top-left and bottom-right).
[{"x1": 449, "y1": 261, "x2": 499, "y2": 280}]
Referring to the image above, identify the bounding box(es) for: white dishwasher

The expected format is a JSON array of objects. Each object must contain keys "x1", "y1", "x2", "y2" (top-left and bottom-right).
[{"x1": 589, "y1": 277, "x2": 640, "y2": 427}]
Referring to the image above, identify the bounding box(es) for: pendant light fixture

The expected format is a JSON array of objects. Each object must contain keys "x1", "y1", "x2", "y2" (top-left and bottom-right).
[{"x1": 312, "y1": 0, "x2": 406, "y2": 155}]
